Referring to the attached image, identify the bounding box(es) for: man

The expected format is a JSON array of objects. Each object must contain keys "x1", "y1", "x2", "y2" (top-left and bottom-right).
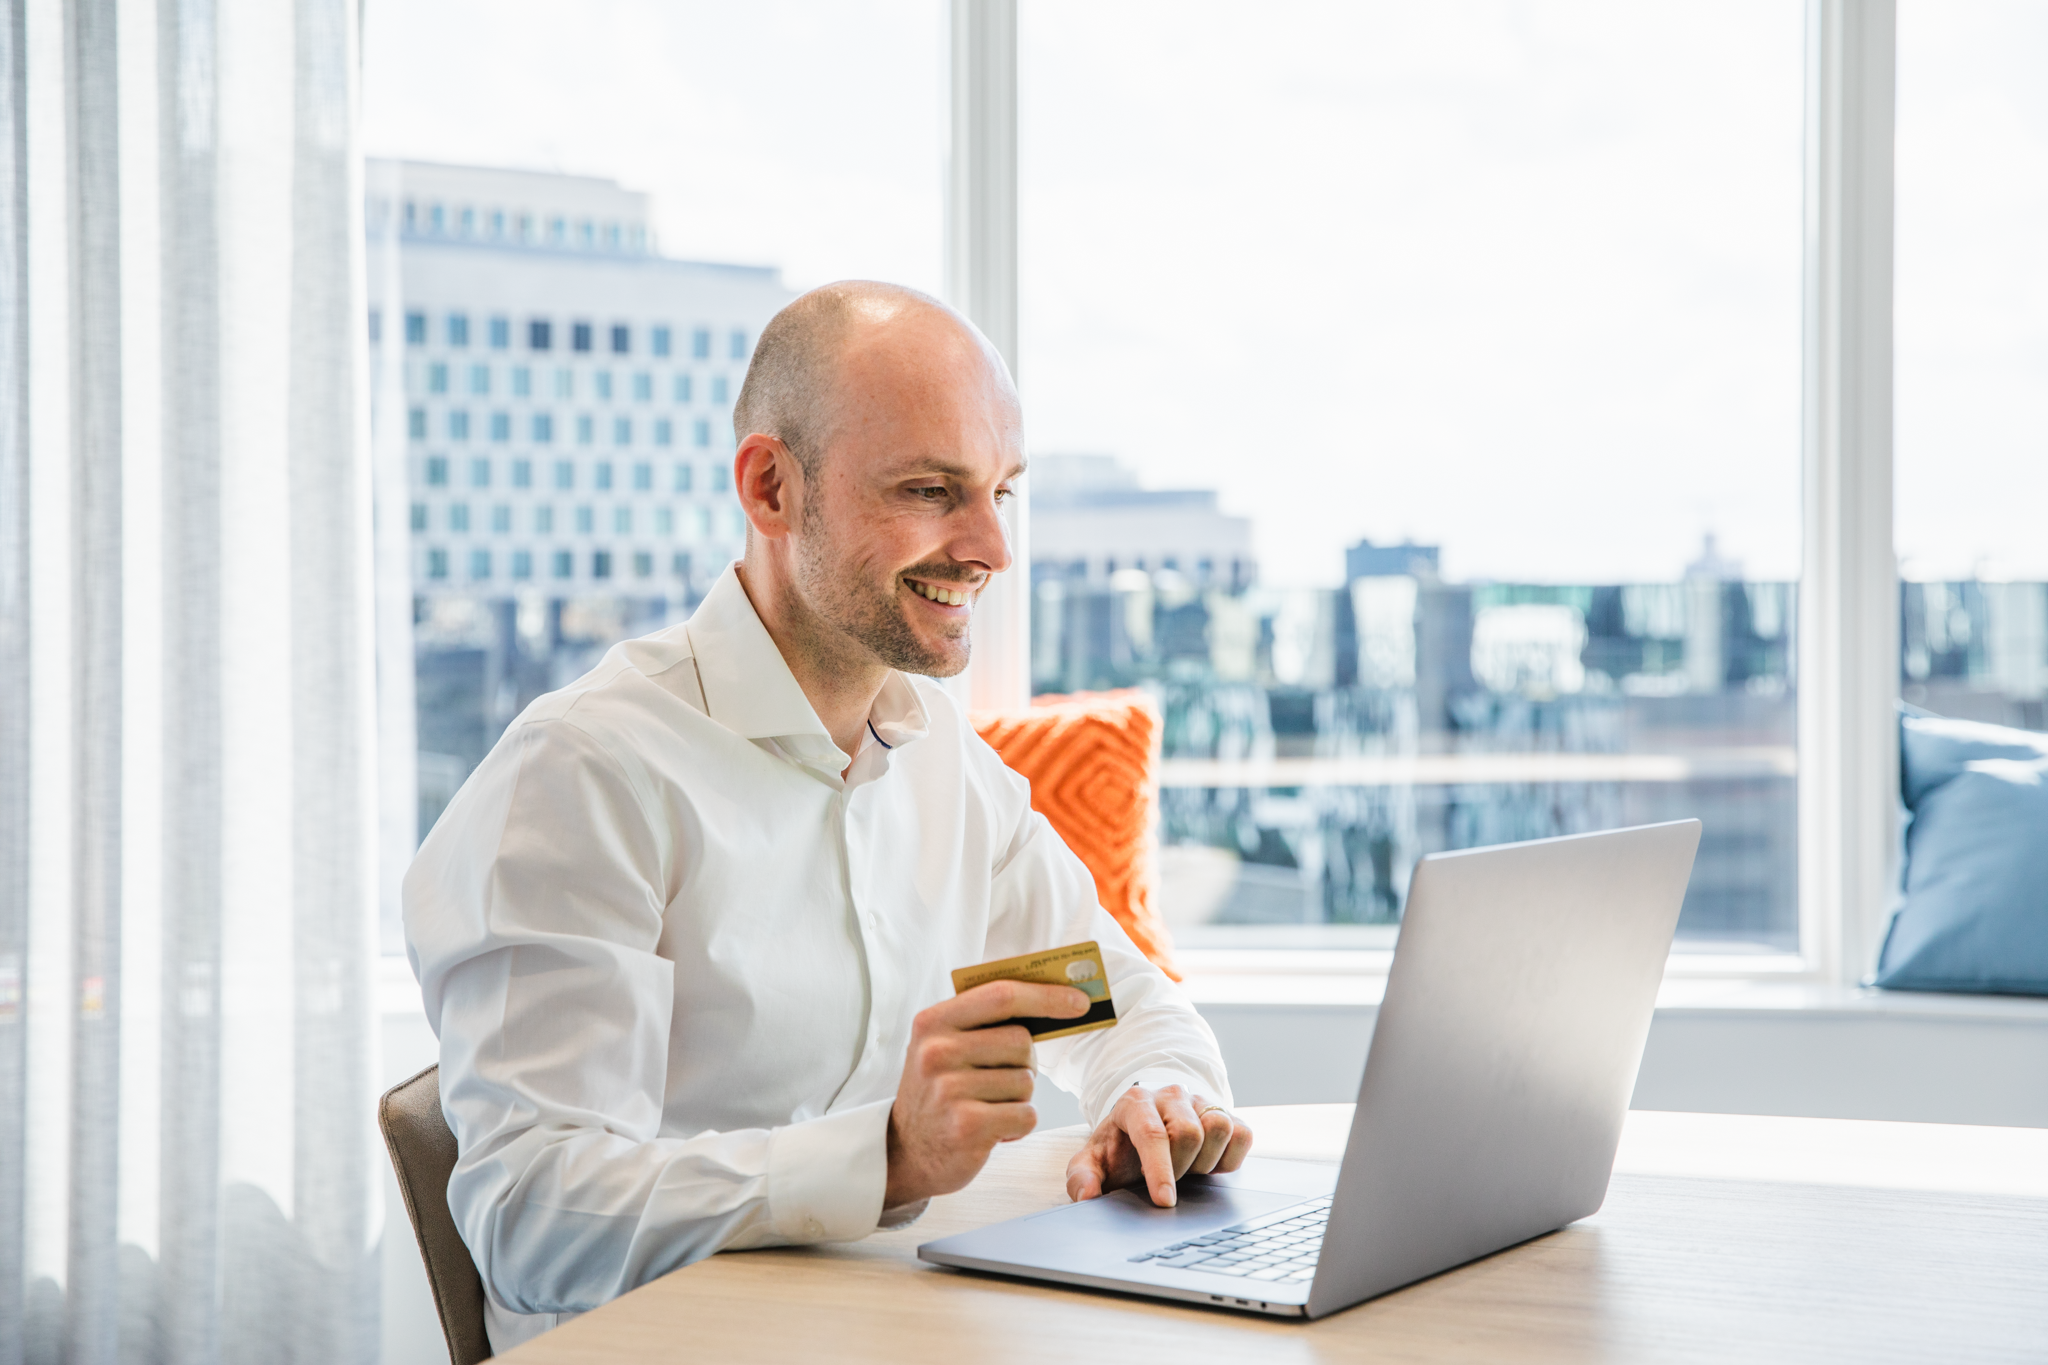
[{"x1": 405, "y1": 282, "x2": 1253, "y2": 1352}]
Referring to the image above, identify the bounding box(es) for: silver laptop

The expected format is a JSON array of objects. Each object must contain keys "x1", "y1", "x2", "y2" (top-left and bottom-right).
[{"x1": 919, "y1": 819, "x2": 1701, "y2": 1319}]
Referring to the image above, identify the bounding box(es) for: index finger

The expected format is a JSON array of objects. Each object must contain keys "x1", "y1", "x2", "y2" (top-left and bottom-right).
[{"x1": 931, "y1": 979, "x2": 1091, "y2": 1031}]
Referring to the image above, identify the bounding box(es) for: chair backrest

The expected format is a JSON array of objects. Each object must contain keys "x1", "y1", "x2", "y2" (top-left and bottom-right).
[{"x1": 380, "y1": 1064, "x2": 492, "y2": 1365}]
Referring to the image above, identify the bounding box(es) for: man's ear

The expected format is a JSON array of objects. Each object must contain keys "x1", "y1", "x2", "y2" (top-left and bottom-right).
[{"x1": 734, "y1": 434, "x2": 802, "y2": 541}]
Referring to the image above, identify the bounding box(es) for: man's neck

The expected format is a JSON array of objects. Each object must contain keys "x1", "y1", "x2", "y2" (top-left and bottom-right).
[{"x1": 734, "y1": 565, "x2": 889, "y2": 763}]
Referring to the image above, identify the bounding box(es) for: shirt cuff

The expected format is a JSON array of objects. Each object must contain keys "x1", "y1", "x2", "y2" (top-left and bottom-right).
[{"x1": 766, "y1": 1096, "x2": 896, "y2": 1243}]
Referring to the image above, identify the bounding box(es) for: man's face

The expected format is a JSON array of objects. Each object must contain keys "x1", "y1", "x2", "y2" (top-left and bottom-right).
[{"x1": 787, "y1": 316, "x2": 1022, "y2": 678}]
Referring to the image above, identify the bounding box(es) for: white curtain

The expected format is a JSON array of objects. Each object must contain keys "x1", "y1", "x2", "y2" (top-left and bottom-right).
[{"x1": 2, "y1": 0, "x2": 381, "y2": 1362}]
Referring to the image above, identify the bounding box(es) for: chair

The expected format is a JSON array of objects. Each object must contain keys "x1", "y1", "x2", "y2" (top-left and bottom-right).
[{"x1": 380, "y1": 1064, "x2": 492, "y2": 1365}]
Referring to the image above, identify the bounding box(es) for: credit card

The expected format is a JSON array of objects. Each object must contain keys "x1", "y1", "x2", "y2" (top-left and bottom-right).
[{"x1": 951, "y1": 940, "x2": 1118, "y2": 1042}]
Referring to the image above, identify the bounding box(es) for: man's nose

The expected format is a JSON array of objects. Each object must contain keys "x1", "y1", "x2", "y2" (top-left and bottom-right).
[{"x1": 952, "y1": 488, "x2": 1014, "y2": 577}]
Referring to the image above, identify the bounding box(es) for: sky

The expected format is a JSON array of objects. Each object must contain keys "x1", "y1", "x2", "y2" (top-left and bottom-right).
[{"x1": 363, "y1": 0, "x2": 2048, "y2": 587}]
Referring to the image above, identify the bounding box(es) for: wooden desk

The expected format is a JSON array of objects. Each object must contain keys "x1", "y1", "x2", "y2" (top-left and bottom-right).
[{"x1": 505, "y1": 1107, "x2": 2048, "y2": 1364}]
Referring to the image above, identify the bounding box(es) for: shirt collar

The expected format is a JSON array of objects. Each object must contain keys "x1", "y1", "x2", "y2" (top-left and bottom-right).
[{"x1": 687, "y1": 563, "x2": 932, "y2": 764}]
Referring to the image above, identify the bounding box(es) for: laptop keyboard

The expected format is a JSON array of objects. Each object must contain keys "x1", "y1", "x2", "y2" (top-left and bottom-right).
[{"x1": 1126, "y1": 1195, "x2": 1332, "y2": 1282}]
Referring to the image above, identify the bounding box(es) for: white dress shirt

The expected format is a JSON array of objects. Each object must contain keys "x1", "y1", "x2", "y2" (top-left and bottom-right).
[{"x1": 404, "y1": 565, "x2": 1231, "y2": 1353}]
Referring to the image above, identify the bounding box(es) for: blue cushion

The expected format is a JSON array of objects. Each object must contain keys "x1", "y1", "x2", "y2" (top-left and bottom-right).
[{"x1": 1875, "y1": 713, "x2": 2048, "y2": 995}]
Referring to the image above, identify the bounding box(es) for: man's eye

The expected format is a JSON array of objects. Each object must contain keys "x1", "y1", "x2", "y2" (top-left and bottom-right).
[
  {"x1": 913, "y1": 486, "x2": 948, "y2": 500},
  {"x1": 994, "y1": 487, "x2": 1012, "y2": 503}
]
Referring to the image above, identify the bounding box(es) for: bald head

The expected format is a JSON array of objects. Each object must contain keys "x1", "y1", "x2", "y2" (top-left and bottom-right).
[{"x1": 734, "y1": 281, "x2": 1014, "y2": 477}]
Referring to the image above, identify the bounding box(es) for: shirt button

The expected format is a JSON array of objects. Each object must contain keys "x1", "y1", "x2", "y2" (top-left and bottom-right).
[{"x1": 804, "y1": 1218, "x2": 825, "y2": 1238}]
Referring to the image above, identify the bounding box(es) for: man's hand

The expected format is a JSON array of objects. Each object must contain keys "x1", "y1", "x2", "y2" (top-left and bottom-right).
[
  {"x1": 1065, "y1": 1083, "x2": 1254, "y2": 1207},
  {"x1": 884, "y1": 980, "x2": 1090, "y2": 1209}
]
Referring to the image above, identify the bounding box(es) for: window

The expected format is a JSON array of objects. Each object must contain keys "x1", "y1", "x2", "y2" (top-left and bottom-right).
[
  {"x1": 448, "y1": 502, "x2": 470, "y2": 533},
  {"x1": 547, "y1": 215, "x2": 566, "y2": 245},
  {"x1": 710, "y1": 465, "x2": 730, "y2": 494},
  {"x1": 611, "y1": 324, "x2": 631, "y2": 355},
  {"x1": 447, "y1": 313, "x2": 470, "y2": 348},
  {"x1": 654, "y1": 506, "x2": 673, "y2": 535},
  {"x1": 552, "y1": 549, "x2": 573, "y2": 579},
  {"x1": 594, "y1": 371, "x2": 613, "y2": 401},
  {"x1": 427, "y1": 547, "x2": 448, "y2": 579},
  {"x1": 632, "y1": 373, "x2": 652, "y2": 402},
  {"x1": 469, "y1": 363, "x2": 490, "y2": 395},
  {"x1": 593, "y1": 550, "x2": 613, "y2": 579},
  {"x1": 368, "y1": 309, "x2": 382, "y2": 344},
  {"x1": 654, "y1": 419, "x2": 673, "y2": 447},
  {"x1": 709, "y1": 376, "x2": 729, "y2": 405},
  {"x1": 632, "y1": 461, "x2": 652, "y2": 491},
  {"x1": 469, "y1": 548, "x2": 491, "y2": 580},
  {"x1": 728, "y1": 329, "x2": 747, "y2": 361},
  {"x1": 693, "y1": 418, "x2": 711, "y2": 448},
  {"x1": 553, "y1": 460, "x2": 573, "y2": 490},
  {"x1": 511, "y1": 458, "x2": 531, "y2": 489},
  {"x1": 652, "y1": 326, "x2": 672, "y2": 358},
  {"x1": 555, "y1": 368, "x2": 575, "y2": 400},
  {"x1": 571, "y1": 321, "x2": 593, "y2": 353},
  {"x1": 488, "y1": 316, "x2": 510, "y2": 349},
  {"x1": 673, "y1": 374, "x2": 693, "y2": 404},
  {"x1": 408, "y1": 408, "x2": 428, "y2": 440},
  {"x1": 511, "y1": 549, "x2": 532, "y2": 580},
  {"x1": 577, "y1": 414, "x2": 595, "y2": 445},
  {"x1": 458, "y1": 206, "x2": 474, "y2": 237},
  {"x1": 634, "y1": 551, "x2": 653, "y2": 578},
  {"x1": 491, "y1": 505, "x2": 511, "y2": 533},
  {"x1": 575, "y1": 506, "x2": 594, "y2": 534},
  {"x1": 531, "y1": 413, "x2": 553, "y2": 443},
  {"x1": 594, "y1": 461, "x2": 613, "y2": 491},
  {"x1": 428, "y1": 363, "x2": 448, "y2": 395},
  {"x1": 469, "y1": 457, "x2": 489, "y2": 488},
  {"x1": 448, "y1": 410, "x2": 469, "y2": 441},
  {"x1": 510, "y1": 366, "x2": 531, "y2": 398},
  {"x1": 489, "y1": 412, "x2": 511, "y2": 442},
  {"x1": 424, "y1": 456, "x2": 447, "y2": 487},
  {"x1": 672, "y1": 462, "x2": 692, "y2": 493},
  {"x1": 409, "y1": 502, "x2": 426, "y2": 532},
  {"x1": 673, "y1": 551, "x2": 692, "y2": 579},
  {"x1": 405, "y1": 311, "x2": 426, "y2": 345},
  {"x1": 528, "y1": 318, "x2": 552, "y2": 351},
  {"x1": 615, "y1": 417, "x2": 632, "y2": 446},
  {"x1": 535, "y1": 505, "x2": 554, "y2": 534},
  {"x1": 614, "y1": 507, "x2": 632, "y2": 534},
  {"x1": 691, "y1": 327, "x2": 711, "y2": 360}
]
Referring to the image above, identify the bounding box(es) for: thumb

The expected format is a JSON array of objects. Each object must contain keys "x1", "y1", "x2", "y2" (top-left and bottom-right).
[{"x1": 1066, "y1": 1151, "x2": 1105, "y2": 1203}]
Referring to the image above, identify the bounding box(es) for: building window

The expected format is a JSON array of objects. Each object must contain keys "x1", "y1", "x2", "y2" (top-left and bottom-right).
[
  {"x1": 553, "y1": 460, "x2": 573, "y2": 490},
  {"x1": 409, "y1": 502, "x2": 426, "y2": 531},
  {"x1": 425, "y1": 456, "x2": 448, "y2": 487},
  {"x1": 651, "y1": 326, "x2": 671, "y2": 358},
  {"x1": 491, "y1": 504, "x2": 511, "y2": 533},
  {"x1": 654, "y1": 419, "x2": 673, "y2": 447},
  {"x1": 594, "y1": 371, "x2": 613, "y2": 401},
  {"x1": 546, "y1": 216, "x2": 565, "y2": 245},
  {"x1": 577, "y1": 220, "x2": 595, "y2": 249},
  {"x1": 427, "y1": 547, "x2": 447, "y2": 579},
  {"x1": 405, "y1": 312, "x2": 426, "y2": 345},
  {"x1": 633, "y1": 551, "x2": 653, "y2": 578},
  {"x1": 469, "y1": 548, "x2": 490, "y2": 580},
  {"x1": 691, "y1": 327, "x2": 711, "y2": 360},
  {"x1": 552, "y1": 549, "x2": 572, "y2": 579},
  {"x1": 693, "y1": 418, "x2": 711, "y2": 448},
  {"x1": 489, "y1": 412, "x2": 511, "y2": 442},
  {"x1": 368, "y1": 309, "x2": 381, "y2": 344},
  {"x1": 449, "y1": 502, "x2": 470, "y2": 533},
  {"x1": 528, "y1": 319, "x2": 552, "y2": 351},
  {"x1": 511, "y1": 366, "x2": 531, "y2": 397},
  {"x1": 488, "y1": 316, "x2": 510, "y2": 349},
  {"x1": 711, "y1": 465, "x2": 730, "y2": 493},
  {"x1": 592, "y1": 550, "x2": 612, "y2": 579},
  {"x1": 594, "y1": 461, "x2": 613, "y2": 491},
  {"x1": 408, "y1": 408, "x2": 427, "y2": 439},
  {"x1": 673, "y1": 462, "x2": 692, "y2": 493},
  {"x1": 614, "y1": 417, "x2": 632, "y2": 446},
  {"x1": 428, "y1": 363, "x2": 448, "y2": 395},
  {"x1": 428, "y1": 203, "x2": 445, "y2": 234},
  {"x1": 611, "y1": 324, "x2": 630, "y2": 355},
  {"x1": 632, "y1": 461, "x2": 652, "y2": 491},
  {"x1": 457, "y1": 206, "x2": 474, "y2": 237},
  {"x1": 632, "y1": 373, "x2": 652, "y2": 402},
  {"x1": 577, "y1": 414, "x2": 595, "y2": 445},
  {"x1": 532, "y1": 413, "x2": 554, "y2": 443},
  {"x1": 511, "y1": 549, "x2": 532, "y2": 580},
  {"x1": 535, "y1": 505, "x2": 554, "y2": 534},
  {"x1": 614, "y1": 507, "x2": 632, "y2": 534},
  {"x1": 469, "y1": 363, "x2": 490, "y2": 395},
  {"x1": 710, "y1": 376, "x2": 728, "y2": 406},
  {"x1": 672, "y1": 551, "x2": 691, "y2": 579},
  {"x1": 654, "y1": 506, "x2": 673, "y2": 535},
  {"x1": 673, "y1": 374, "x2": 693, "y2": 403},
  {"x1": 729, "y1": 329, "x2": 748, "y2": 361},
  {"x1": 575, "y1": 506, "x2": 594, "y2": 534},
  {"x1": 469, "y1": 457, "x2": 490, "y2": 488},
  {"x1": 449, "y1": 410, "x2": 470, "y2": 441},
  {"x1": 511, "y1": 458, "x2": 531, "y2": 489},
  {"x1": 571, "y1": 321, "x2": 593, "y2": 353},
  {"x1": 448, "y1": 313, "x2": 470, "y2": 348}
]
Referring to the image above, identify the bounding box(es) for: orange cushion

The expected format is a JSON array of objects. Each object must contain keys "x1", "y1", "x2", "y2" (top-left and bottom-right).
[{"x1": 973, "y1": 690, "x2": 1180, "y2": 981}]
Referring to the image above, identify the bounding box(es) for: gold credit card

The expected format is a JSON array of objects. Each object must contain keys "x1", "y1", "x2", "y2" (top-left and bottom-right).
[{"x1": 951, "y1": 940, "x2": 1118, "y2": 1042}]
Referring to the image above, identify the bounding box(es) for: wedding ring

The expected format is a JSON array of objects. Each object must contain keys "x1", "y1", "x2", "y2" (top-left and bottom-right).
[{"x1": 1196, "y1": 1103, "x2": 1230, "y2": 1120}]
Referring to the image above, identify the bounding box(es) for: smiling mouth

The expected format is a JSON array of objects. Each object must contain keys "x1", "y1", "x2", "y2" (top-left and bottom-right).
[{"x1": 905, "y1": 576, "x2": 976, "y2": 608}]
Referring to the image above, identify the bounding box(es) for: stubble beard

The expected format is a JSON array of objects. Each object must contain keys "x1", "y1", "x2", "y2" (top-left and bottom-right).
[{"x1": 790, "y1": 507, "x2": 971, "y2": 679}]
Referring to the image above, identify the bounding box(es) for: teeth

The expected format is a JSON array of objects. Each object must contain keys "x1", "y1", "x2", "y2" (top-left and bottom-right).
[{"x1": 911, "y1": 580, "x2": 970, "y2": 607}]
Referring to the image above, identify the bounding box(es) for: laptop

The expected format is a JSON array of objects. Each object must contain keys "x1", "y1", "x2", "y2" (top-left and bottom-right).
[{"x1": 918, "y1": 818, "x2": 1702, "y2": 1319}]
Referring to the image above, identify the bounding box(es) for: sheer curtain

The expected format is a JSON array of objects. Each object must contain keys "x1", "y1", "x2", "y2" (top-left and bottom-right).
[{"x1": 2, "y1": 1, "x2": 381, "y2": 1362}]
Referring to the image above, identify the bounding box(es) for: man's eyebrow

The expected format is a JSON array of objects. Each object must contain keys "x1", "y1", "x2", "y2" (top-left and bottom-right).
[{"x1": 894, "y1": 457, "x2": 1028, "y2": 482}]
